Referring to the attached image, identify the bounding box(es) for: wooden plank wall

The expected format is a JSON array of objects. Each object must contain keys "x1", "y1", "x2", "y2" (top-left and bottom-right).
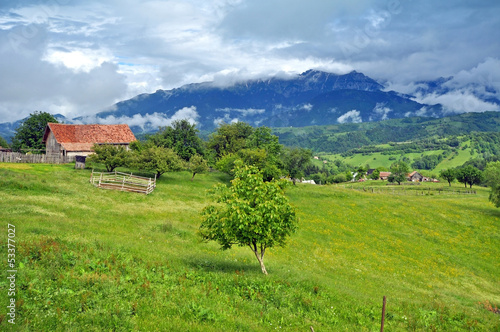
[{"x1": 0, "y1": 152, "x2": 75, "y2": 164}]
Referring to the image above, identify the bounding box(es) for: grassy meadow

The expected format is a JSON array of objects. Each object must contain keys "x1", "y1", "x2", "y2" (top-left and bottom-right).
[{"x1": 0, "y1": 163, "x2": 499, "y2": 331}]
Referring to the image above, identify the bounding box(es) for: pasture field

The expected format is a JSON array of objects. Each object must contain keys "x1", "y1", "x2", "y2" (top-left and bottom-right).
[{"x1": 0, "y1": 163, "x2": 499, "y2": 331}]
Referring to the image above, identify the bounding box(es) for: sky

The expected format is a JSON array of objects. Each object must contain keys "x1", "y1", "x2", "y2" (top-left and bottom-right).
[{"x1": 0, "y1": 0, "x2": 499, "y2": 123}]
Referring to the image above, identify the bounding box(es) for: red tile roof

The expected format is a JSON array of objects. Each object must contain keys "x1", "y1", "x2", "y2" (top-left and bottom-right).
[
  {"x1": 379, "y1": 172, "x2": 391, "y2": 178},
  {"x1": 43, "y1": 123, "x2": 136, "y2": 152}
]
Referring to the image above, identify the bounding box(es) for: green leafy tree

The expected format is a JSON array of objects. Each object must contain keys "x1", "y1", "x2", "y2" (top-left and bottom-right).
[
  {"x1": 355, "y1": 166, "x2": 366, "y2": 181},
  {"x1": 11, "y1": 111, "x2": 58, "y2": 152},
  {"x1": 0, "y1": 135, "x2": 9, "y2": 148},
  {"x1": 216, "y1": 148, "x2": 281, "y2": 181},
  {"x1": 388, "y1": 161, "x2": 410, "y2": 185},
  {"x1": 148, "y1": 119, "x2": 205, "y2": 161},
  {"x1": 455, "y1": 166, "x2": 483, "y2": 188},
  {"x1": 188, "y1": 154, "x2": 209, "y2": 181},
  {"x1": 87, "y1": 144, "x2": 131, "y2": 172},
  {"x1": 439, "y1": 168, "x2": 456, "y2": 186},
  {"x1": 200, "y1": 161, "x2": 298, "y2": 275},
  {"x1": 207, "y1": 122, "x2": 254, "y2": 160},
  {"x1": 134, "y1": 146, "x2": 184, "y2": 178},
  {"x1": 370, "y1": 169, "x2": 380, "y2": 180},
  {"x1": 281, "y1": 147, "x2": 313, "y2": 185},
  {"x1": 483, "y1": 161, "x2": 500, "y2": 207},
  {"x1": 247, "y1": 127, "x2": 282, "y2": 156},
  {"x1": 329, "y1": 173, "x2": 347, "y2": 183}
]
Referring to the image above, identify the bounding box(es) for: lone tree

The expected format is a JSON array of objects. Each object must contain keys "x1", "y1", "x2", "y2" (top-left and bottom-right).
[
  {"x1": 200, "y1": 161, "x2": 298, "y2": 275},
  {"x1": 11, "y1": 111, "x2": 58, "y2": 152},
  {"x1": 439, "y1": 168, "x2": 456, "y2": 186},
  {"x1": 484, "y1": 161, "x2": 500, "y2": 207},
  {"x1": 388, "y1": 161, "x2": 410, "y2": 185}
]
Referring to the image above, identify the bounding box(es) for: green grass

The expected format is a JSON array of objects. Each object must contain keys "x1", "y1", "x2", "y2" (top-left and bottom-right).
[{"x1": 1, "y1": 163, "x2": 499, "y2": 331}]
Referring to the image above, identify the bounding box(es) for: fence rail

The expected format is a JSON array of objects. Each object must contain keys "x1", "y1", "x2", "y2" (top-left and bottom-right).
[
  {"x1": 90, "y1": 170, "x2": 156, "y2": 195},
  {"x1": 0, "y1": 152, "x2": 75, "y2": 164}
]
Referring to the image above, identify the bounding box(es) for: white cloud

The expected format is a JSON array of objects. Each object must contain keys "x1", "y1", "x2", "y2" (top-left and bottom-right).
[
  {"x1": 213, "y1": 113, "x2": 239, "y2": 126},
  {"x1": 414, "y1": 91, "x2": 499, "y2": 114},
  {"x1": 337, "y1": 110, "x2": 362, "y2": 124},
  {"x1": 78, "y1": 106, "x2": 199, "y2": 130},
  {"x1": 42, "y1": 47, "x2": 114, "y2": 72},
  {"x1": 369, "y1": 103, "x2": 392, "y2": 121},
  {"x1": 216, "y1": 107, "x2": 265, "y2": 116},
  {"x1": 301, "y1": 103, "x2": 313, "y2": 111}
]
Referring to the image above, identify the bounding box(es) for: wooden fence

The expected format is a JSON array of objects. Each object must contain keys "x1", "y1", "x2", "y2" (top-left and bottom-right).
[
  {"x1": 0, "y1": 152, "x2": 75, "y2": 164},
  {"x1": 90, "y1": 170, "x2": 156, "y2": 195},
  {"x1": 346, "y1": 186, "x2": 477, "y2": 196}
]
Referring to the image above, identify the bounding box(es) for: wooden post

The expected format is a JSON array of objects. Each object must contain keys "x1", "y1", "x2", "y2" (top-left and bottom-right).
[{"x1": 380, "y1": 296, "x2": 386, "y2": 332}]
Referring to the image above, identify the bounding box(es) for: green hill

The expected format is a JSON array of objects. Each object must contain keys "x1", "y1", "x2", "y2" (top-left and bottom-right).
[
  {"x1": 0, "y1": 163, "x2": 499, "y2": 331},
  {"x1": 273, "y1": 112, "x2": 500, "y2": 172},
  {"x1": 273, "y1": 111, "x2": 500, "y2": 153}
]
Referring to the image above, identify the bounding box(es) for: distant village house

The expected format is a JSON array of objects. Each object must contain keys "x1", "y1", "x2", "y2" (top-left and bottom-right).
[
  {"x1": 378, "y1": 172, "x2": 391, "y2": 180},
  {"x1": 408, "y1": 171, "x2": 424, "y2": 182},
  {"x1": 42, "y1": 123, "x2": 136, "y2": 159}
]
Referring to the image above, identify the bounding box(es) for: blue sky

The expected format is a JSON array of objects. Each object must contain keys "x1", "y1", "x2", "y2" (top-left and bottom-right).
[{"x1": 0, "y1": 0, "x2": 499, "y2": 122}]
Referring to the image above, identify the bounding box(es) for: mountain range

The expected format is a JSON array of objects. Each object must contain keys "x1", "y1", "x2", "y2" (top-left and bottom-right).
[
  {"x1": 91, "y1": 70, "x2": 442, "y2": 133},
  {"x1": 1, "y1": 69, "x2": 498, "y2": 141}
]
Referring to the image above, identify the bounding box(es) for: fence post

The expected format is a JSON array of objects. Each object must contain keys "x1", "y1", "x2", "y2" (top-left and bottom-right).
[{"x1": 380, "y1": 296, "x2": 386, "y2": 332}]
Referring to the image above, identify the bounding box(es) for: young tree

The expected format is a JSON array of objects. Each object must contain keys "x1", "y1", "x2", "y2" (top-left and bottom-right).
[
  {"x1": 484, "y1": 161, "x2": 500, "y2": 207},
  {"x1": 134, "y1": 146, "x2": 184, "y2": 178},
  {"x1": 11, "y1": 111, "x2": 58, "y2": 152},
  {"x1": 188, "y1": 154, "x2": 209, "y2": 181},
  {"x1": 455, "y1": 166, "x2": 483, "y2": 188},
  {"x1": 87, "y1": 144, "x2": 131, "y2": 172},
  {"x1": 439, "y1": 168, "x2": 456, "y2": 186},
  {"x1": 388, "y1": 161, "x2": 410, "y2": 185},
  {"x1": 200, "y1": 162, "x2": 298, "y2": 275},
  {"x1": 281, "y1": 147, "x2": 313, "y2": 185}
]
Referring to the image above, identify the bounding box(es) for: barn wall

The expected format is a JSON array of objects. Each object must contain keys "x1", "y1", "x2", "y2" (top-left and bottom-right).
[{"x1": 45, "y1": 132, "x2": 62, "y2": 157}]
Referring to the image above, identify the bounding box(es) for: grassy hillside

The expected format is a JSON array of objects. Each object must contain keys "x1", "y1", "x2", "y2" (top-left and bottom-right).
[
  {"x1": 1, "y1": 163, "x2": 499, "y2": 331},
  {"x1": 321, "y1": 140, "x2": 479, "y2": 172}
]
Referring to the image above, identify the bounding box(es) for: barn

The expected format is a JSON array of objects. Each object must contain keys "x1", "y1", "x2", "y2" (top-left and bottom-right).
[{"x1": 42, "y1": 123, "x2": 136, "y2": 159}]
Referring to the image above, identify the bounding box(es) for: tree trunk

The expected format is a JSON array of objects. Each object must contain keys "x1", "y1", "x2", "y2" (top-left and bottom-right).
[
  {"x1": 250, "y1": 243, "x2": 268, "y2": 275},
  {"x1": 254, "y1": 251, "x2": 268, "y2": 275},
  {"x1": 191, "y1": 172, "x2": 196, "y2": 181}
]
